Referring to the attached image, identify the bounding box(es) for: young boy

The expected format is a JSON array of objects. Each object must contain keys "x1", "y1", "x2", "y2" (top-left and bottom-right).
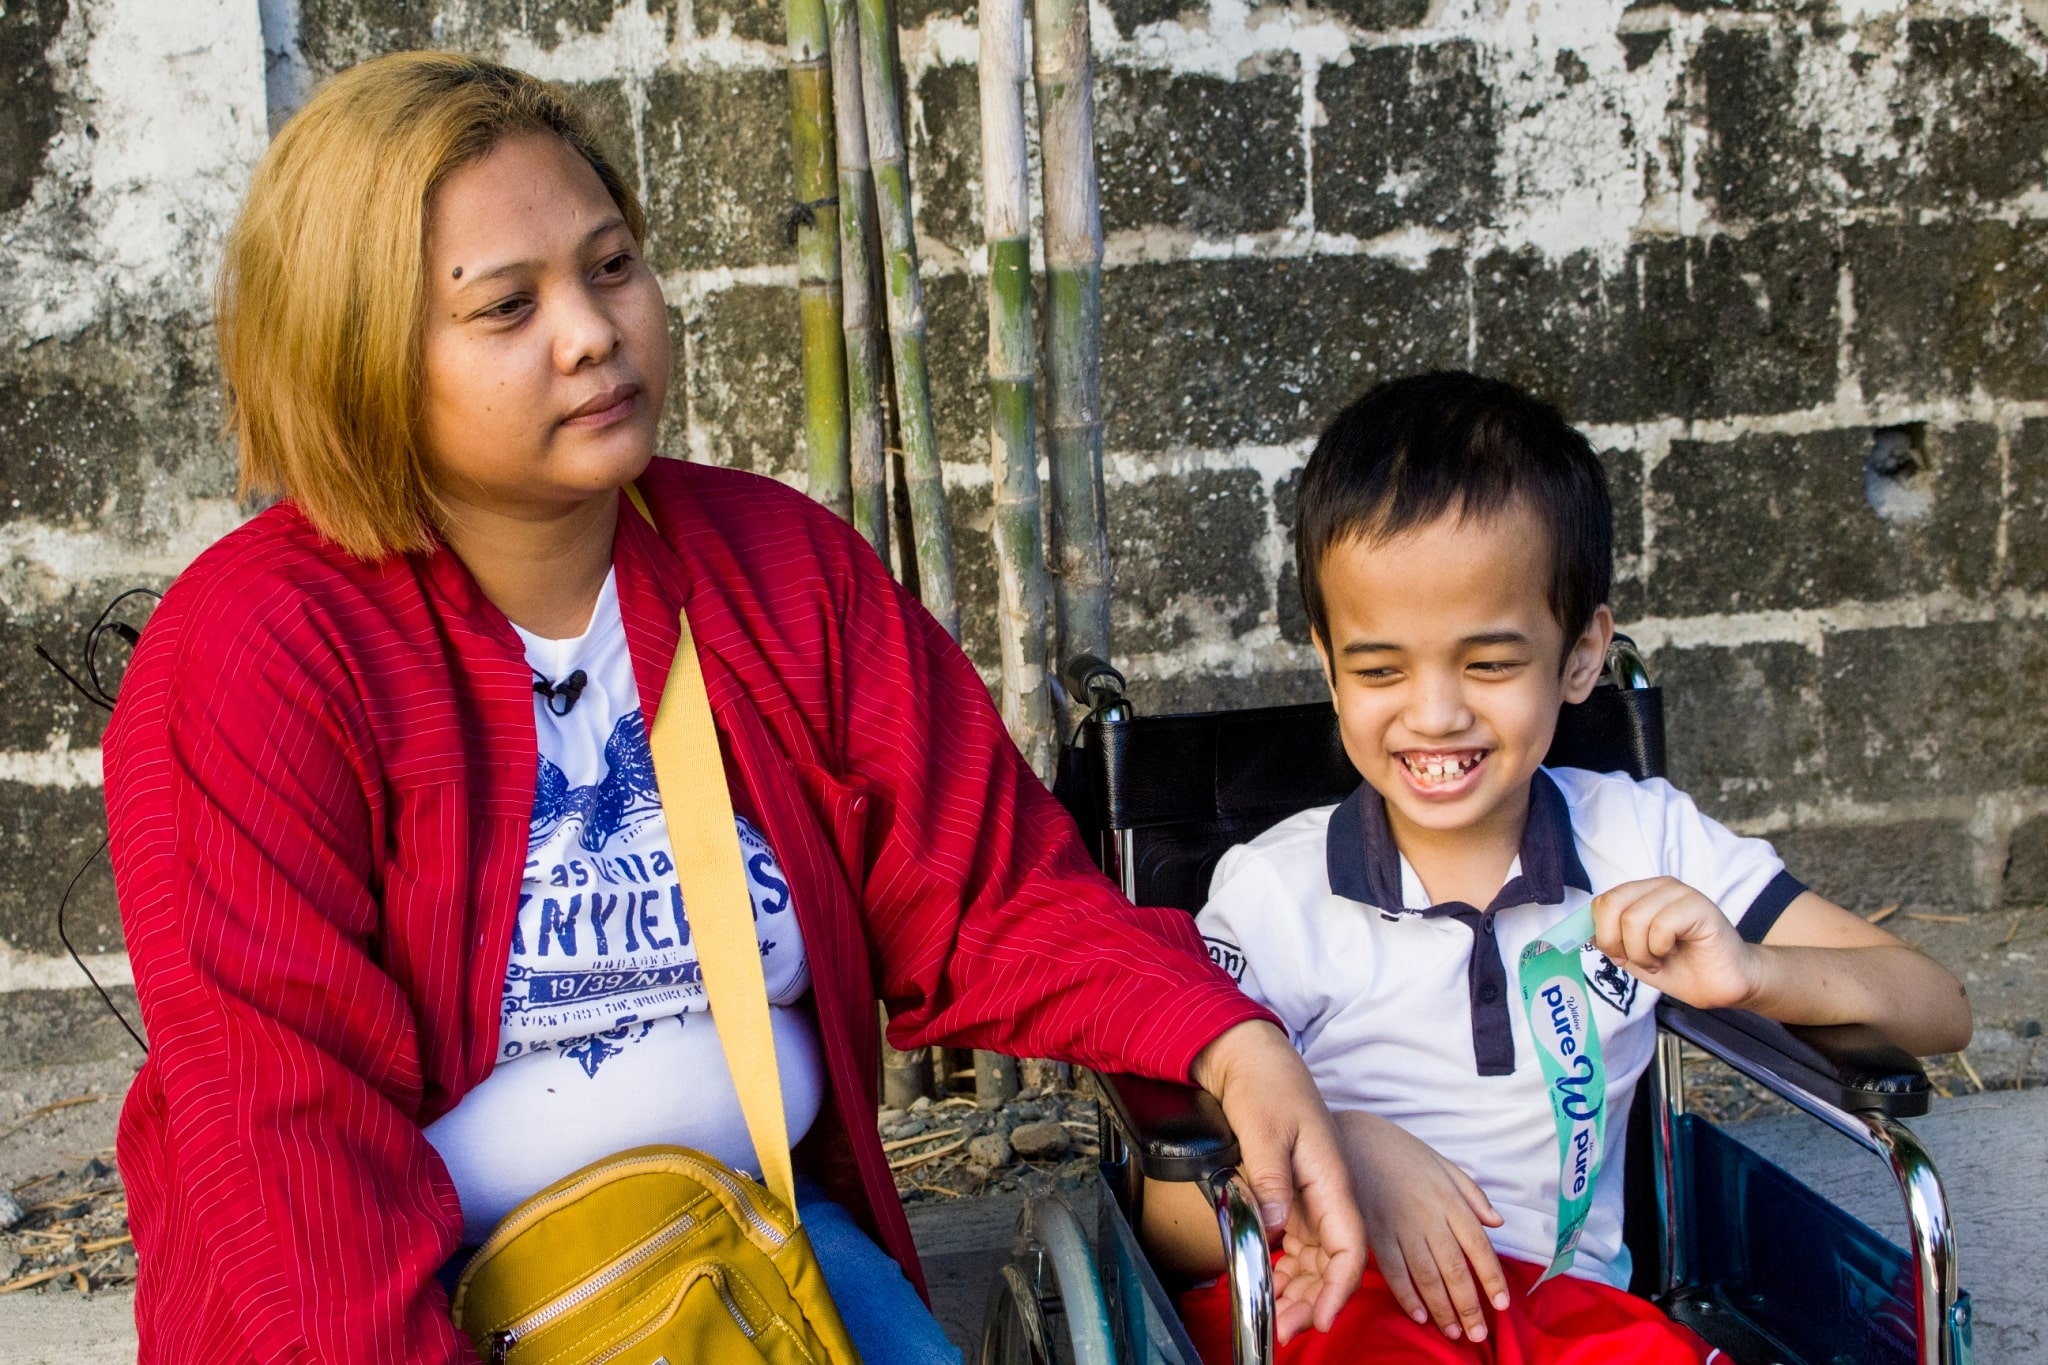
[{"x1": 1148, "y1": 372, "x2": 1972, "y2": 1363}]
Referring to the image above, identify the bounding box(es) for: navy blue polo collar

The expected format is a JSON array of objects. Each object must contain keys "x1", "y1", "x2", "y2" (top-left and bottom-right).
[{"x1": 1326, "y1": 769, "x2": 1591, "y2": 1076}]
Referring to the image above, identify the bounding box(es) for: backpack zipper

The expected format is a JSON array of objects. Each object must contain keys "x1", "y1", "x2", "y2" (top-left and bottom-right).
[
  {"x1": 486, "y1": 1210, "x2": 698, "y2": 1358},
  {"x1": 573, "y1": 1270, "x2": 757, "y2": 1365},
  {"x1": 466, "y1": 1150, "x2": 790, "y2": 1361},
  {"x1": 682, "y1": 1155, "x2": 789, "y2": 1248},
  {"x1": 716, "y1": 1275, "x2": 758, "y2": 1339}
]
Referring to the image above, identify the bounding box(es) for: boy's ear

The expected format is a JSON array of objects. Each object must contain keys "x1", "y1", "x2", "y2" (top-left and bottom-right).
[{"x1": 1560, "y1": 604, "x2": 1615, "y2": 704}]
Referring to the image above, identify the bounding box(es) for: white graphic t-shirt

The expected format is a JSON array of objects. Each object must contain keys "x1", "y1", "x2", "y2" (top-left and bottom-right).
[{"x1": 423, "y1": 572, "x2": 824, "y2": 1242}]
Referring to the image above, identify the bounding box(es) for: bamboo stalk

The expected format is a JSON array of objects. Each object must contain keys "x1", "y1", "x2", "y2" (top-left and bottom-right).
[
  {"x1": 785, "y1": 0, "x2": 851, "y2": 518},
  {"x1": 980, "y1": 0, "x2": 1055, "y2": 777},
  {"x1": 824, "y1": 0, "x2": 891, "y2": 559},
  {"x1": 853, "y1": 0, "x2": 960, "y2": 637},
  {"x1": 1034, "y1": 0, "x2": 1111, "y2": 671}
]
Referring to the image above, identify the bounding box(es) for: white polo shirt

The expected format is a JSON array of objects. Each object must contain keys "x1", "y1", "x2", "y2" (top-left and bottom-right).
[{"x1": 1195, "y1": 767, "x2": 1804, "y2": 1289}]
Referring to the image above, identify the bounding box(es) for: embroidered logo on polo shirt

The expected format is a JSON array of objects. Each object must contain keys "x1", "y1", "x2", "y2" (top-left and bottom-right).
[
  {"x1": 1204, "y1": 936, "x2": 1247, "y2": 983},
  {"x1": 1582, "y1": 948, "x2": 1639, "y2": 1017}
]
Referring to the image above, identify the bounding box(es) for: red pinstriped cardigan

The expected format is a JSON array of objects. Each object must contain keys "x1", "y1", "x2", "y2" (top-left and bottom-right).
[{"x1": 103, "y1": 459, "x2": 1268, "y2": 1364}]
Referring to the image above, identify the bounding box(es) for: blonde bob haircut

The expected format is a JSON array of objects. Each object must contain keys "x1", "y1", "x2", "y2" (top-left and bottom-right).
[{"x1": 219, "y1": 52, "x2": 646, "y2": 559}]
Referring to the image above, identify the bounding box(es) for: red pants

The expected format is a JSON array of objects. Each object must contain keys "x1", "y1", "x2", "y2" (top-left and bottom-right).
[{"x1": 1181, "y1": 1256, "x2": 1721, "y2": 1365}]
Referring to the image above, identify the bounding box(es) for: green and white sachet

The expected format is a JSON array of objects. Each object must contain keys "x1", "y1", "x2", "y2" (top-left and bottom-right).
[{"x1": 1517, "y1": 891, "x2": 1608, "y2": 1285}]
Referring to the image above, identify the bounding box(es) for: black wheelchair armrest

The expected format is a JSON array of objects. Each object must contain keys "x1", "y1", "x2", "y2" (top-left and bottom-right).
[
  {"x1": 1096, "y1": 1072, "x2": 1241, "y2": 1183},
  {"x1": 1656, "y1": 999, "x2": 1931, "y2": 1119}
]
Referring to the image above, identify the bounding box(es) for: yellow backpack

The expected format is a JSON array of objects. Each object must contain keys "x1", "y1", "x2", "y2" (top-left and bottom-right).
[
  {"x1": 449, "y1": 1144, "x2": 859, "y2": 1365},
  {"x1": 450, "y1": 487, "x2": 862, "y2": 1365}
]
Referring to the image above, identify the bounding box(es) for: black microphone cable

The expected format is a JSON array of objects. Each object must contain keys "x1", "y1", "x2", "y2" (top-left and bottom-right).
[{"x1": 35, "y1": 587, "x2": 160, "y2": 1055}]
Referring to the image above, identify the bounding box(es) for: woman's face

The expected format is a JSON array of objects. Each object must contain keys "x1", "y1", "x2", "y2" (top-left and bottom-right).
[{"x1": 419, "y1": 132, "x2": 670, "y2": 517}]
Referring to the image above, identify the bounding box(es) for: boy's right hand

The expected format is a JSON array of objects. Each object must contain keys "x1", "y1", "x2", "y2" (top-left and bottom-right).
[{"x1": 1336, "y1": 1109, "x2": 1511, "y2": 1342}]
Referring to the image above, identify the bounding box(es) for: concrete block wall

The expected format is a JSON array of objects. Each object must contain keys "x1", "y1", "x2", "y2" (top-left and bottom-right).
[{"x1": 3, "y1": 0, "x2": 2046, "y2": 1061}]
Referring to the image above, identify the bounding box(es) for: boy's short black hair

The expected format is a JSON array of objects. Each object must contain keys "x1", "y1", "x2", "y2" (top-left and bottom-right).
[{"x1": 1296, "y1": 370, "x2": 1612, "y2": 650}]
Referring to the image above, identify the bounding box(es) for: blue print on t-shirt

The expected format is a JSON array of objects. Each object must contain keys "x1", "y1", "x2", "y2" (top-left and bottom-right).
[
  {"x1": 531, "y1": 712, "x2": 663, "y2": 851},
  {"x1": 505, "y1": 703, "x2": 803, "y2": 1080}
]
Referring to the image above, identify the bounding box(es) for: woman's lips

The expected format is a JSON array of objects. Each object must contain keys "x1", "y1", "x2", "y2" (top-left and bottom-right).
[{"x1": 561, "y1": 383, "x2": 640, "y2": 428}]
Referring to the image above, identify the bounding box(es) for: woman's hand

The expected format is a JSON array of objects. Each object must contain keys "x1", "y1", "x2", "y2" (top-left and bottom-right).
[
  {"x1": 1336, "y1": 1109, "x2": 1510, "y2": 1343},
  {"x1": 1191, "y1": 1021, "x2": 1365, "y2": 1340},
  {"x1": 1590, "y1": 876, "x2": 1763, "y2": 1011}
]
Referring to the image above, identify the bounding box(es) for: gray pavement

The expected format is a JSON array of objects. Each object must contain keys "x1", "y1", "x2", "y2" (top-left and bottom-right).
[{"x1": 1728, "y1": 1088, "x2": 2048, "y2": 1365}]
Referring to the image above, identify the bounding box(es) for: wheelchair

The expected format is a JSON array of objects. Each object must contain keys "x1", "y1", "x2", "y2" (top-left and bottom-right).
[{"x1": 979, "y1": 643, "x2": 1971, "y2": 1365}]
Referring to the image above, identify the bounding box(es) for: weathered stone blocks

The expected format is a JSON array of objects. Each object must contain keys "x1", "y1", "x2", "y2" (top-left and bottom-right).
[
  {"x1": 1891, "y1": 19, "x2": 2048, "y2": 210},
  {"x1": 299, "y1": 0, "x2": 647, "y2": 74},
  {"x1": 2012, "y1": 420, "x2": 2048, "y2": 594},
  {"x1": 1773, "y1": 819, "x2": 1979, "y2": 912},
  {"x1": 910, "y1": 65, "x2": 982, "y2": 259},
  {"x1": 1315, "y1": 41, "x2": 1495, "y2": 240},
  {"x1": 1652, "y1": 641, "x2": 1823, "y2": 824},
  {"x1": 0, "y1": 0, "x2": 68, "y2": 217},
  {"x1": 1474, "y1": 221, "x2": 1838, "y2": 425},
  {"x1": 2008, "y1": 814, "x2": 2048, "y2": 907},
  {"x1": 1273, "y1": 468, "x2": 1310, "y2": 647},
  {"x1": 694, "y1": 0, "x2": 779, "y2": 45},
  {"x1": 945, "y1": 480, "x2": 1000, "y2": 675},
  {"x1": 0, "y1": 783, "x2": 119, "y2": 960},
  {"x1": 1602, "y1": 446, "x2": 1645, "y2": 624},
  {"x1": 922, "y1": 270, "x2": 992, "y2": 459},
  {"x1": 296, "y1": 0, "x2": 436, "y2": 78},
  {"x1": 1101, "y1": 252, "x2": 1468, "y2": 450},
  {"x1": 1101, "y1": 0, "x2": 1197, "y2": 39},
  {"x1": 0, "y1": 326, "x2": 234, "y2": 536},
  {"x1": 1647, "y1": 424, "x2": 1999, "y2": 617},
  {"x1": 680, "y1": 288, "x2": 804, "y2": 478},
  {"x1": 1303, "y1": 0, "x2": 1428, "y2": 31},
  {"x1": 1821, "y1": 620, "x2": 2048, "y2": 803},
  {"x1": 557, "y1": 78, "x2": 640, "y2": 193},
  {"x1": 1698, "y1": 18, "x2": 2048, "y2": 221},
  {"x1": 644, "y1": 67, "x2": 791, "y2": 272},
  {"x1": 1132, "y1": 668, "x2": 1329, "y2": 716},
  {"x1": 1693, "y1": 26, "x2": 1822, "y2": 223},
  {"x1": 0, "y1": 578, "x2": 163, "y2": 756},
  {"x1": 1849, "y1": 219, "x2": 2048, "y2": 405},
  {"x1": 1097, "y1": 64, "x2": 1303, "y2": 237},
  {"x1": 0, "y1": 987, "x2": 146, "y2": 1071},
  {"x1": 1109, "y1": 467, "x2": 1267, "y2": 654}
]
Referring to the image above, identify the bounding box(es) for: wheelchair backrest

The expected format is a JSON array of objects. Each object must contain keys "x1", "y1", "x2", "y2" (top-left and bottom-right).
[{"x1": 1059, "y1": 644, "x2": 1666, "y2": 912}]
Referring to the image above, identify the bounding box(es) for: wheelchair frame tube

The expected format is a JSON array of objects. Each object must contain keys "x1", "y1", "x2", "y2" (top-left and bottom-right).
[
  {"x1": 1199, "y1": 1167, "x2": 1275, "y2": 1365},
  {"x1": 1026, "y1": 1195, "x2": 1118, "y2": 1365},
  {"x1": 1657, "y1": 1011, "x2": 1962, "y2": 1365},
  {"x1": 1648, "y1": 1030, "x2": 1689, "y2": 1296}
]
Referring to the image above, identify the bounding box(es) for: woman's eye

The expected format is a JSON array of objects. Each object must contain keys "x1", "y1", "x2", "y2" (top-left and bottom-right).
[
  {"x1": 479, "y1": 295, "x2": 530, "y2": 320},
  {"x1": 596, "y1": 252, "x2": 633, "y2": 278}
]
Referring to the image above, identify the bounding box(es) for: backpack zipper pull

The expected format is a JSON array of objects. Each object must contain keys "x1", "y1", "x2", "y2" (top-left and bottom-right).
[{"x1": 487, "y1": 1329, "x2": 518, "y2": 1364}]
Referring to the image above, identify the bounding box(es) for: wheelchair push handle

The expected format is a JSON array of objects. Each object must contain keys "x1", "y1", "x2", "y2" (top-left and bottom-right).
[
  {"x1": 1064, "y1": 654, "x2": 1132, "y2": 722},
  {"x1": 1201, "y1": 1166, "x2": 1277, "y2": 1365}
]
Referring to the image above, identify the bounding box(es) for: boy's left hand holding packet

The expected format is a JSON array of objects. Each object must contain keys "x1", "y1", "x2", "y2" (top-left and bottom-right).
[{"x1": 1588, "y1": 877, "x2": 1769, "y2": 1012}]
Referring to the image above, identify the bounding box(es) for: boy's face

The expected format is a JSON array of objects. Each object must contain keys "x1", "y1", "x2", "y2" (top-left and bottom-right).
[{"x1": 1312, "y1": 498, "x2": 1613, "y2": 848}]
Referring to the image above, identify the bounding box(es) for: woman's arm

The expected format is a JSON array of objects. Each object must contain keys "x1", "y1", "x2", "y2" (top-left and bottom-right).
[
  {"x1": 818, "y1": 523, "x2": 1363, "y2": 1333},
  {"x1": 1590, "y1": 879, "x2": 1972, "y2": 1056},
  {"x1": 108, "y1": 582, "x2": 471, "y2": 1365}
]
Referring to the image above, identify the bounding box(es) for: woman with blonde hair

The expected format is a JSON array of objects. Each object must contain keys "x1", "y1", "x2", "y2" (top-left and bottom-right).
[{"x1": 104, "y1": 51, "x2": 1363, "y2": 1363}]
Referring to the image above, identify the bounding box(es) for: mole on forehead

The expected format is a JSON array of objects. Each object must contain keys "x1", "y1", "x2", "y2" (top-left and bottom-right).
[{"x1": 452, "y1": 266, "x2": 463, "y2": 279}]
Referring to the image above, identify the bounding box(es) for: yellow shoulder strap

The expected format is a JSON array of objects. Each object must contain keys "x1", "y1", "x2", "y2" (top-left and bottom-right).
[{"x1": 625, "y1": 484, "x2": 798, "y2": 1213}]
